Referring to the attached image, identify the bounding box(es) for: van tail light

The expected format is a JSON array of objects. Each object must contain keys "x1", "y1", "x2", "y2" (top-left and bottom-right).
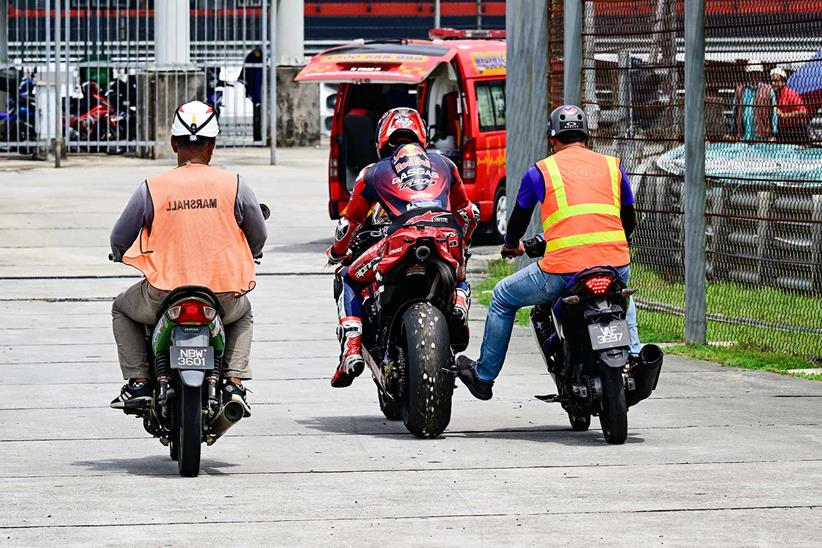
[
  {"x1": 167, "y1": 300, "x2": 217, "y2": 324},
  {"x1": 583, "y1": 276, "x2": 614, "y2": 296},
  {"x1": 462, "y1": 137, "x2": 477, "y2": 183},
  {"x1": 329, "y1": 146, "x2": 339, "y2": 181}
]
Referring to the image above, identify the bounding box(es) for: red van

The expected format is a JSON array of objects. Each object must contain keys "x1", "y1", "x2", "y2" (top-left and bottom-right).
[{"x1": 296, "y1": 29, "x2": 508, "y2": 239}]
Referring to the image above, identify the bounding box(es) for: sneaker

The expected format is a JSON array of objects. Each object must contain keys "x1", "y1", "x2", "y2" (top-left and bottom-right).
[
  {"x1": 331, "y1": 333, "x2": 365, "y2": 388},
  {"x1": 110, "y1": 380, "x2": 153, "y2": 409},
  {"x1": 455, "y1": 355, "x2": 494, "y2": 400},
  {"x1": 223, "y1": 381, "x2": 252, "y2": 417}
]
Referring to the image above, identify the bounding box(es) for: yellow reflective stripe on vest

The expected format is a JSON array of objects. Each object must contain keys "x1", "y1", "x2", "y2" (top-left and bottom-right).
[
  {"x1": 542, "y1": 203, "x2": 621, "y2": 230},
  {"x1": 544, "y1": 157, "x2": 567, "y2": 208},
  {"x1": 605, "y1": 156, "x2": 620, "y2": 207},
  {"x1": 545, "y1": 230, "x2": 626, "y2": 253}
]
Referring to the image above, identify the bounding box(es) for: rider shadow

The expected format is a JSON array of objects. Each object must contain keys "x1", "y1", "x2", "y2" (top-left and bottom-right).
[
  {"x1": 73, "y1": 455, "x2": 239, "y2": 477},
  {"x1": 458, "y1": 425, "x2": 645, "y2": 446},
  {"x1": 297, "y1": 414, "x2": 409, "y2": 437}
]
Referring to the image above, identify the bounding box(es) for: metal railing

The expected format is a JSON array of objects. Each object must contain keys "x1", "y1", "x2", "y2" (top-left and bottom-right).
[{"x1": 1, "y1": 0, "x2": 270, "y2": 159}]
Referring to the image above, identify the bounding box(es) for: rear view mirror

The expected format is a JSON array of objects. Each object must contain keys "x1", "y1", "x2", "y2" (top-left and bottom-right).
[{"x1": 260, "y1": 203, "x2": 270, "y2": 220}]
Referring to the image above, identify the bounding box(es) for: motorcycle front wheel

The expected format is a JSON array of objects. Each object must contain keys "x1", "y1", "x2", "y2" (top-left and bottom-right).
[
  {"x1": 598, "y1": 366, "x2": 628, "y2": 444},
  {"x1": 401, "y1": 302, "x2": 453, "y2": 438},
  {"x1": 177, "y1": 383, "x2": 203, "y2": 476}
]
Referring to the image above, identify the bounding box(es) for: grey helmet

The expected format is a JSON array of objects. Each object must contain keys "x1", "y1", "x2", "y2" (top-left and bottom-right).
[{"x1": 547, "y1": 104, "x2": 589, "y2": 138}]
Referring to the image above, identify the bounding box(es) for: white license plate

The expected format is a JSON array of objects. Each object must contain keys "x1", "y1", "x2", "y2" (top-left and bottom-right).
[
  {"x1": 588, "y1": 320, "x2": 630, "y2": 350},
  {"x1": 169, "y1": 346, "x2": 214, "y2": 370}
]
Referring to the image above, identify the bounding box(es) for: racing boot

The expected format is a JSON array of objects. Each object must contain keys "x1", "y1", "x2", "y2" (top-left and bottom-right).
[
  {"x1": 332, "y1": 317, "x2": 365, "y2": 388},
  {"x1": 452, "y1": 284, "x2": 471, "y2": 322}
]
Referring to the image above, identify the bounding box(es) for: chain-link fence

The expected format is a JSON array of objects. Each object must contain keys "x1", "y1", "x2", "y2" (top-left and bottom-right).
[
  {"x1": 572, "y1": 0, "x2": 822, "y2": 360},
  {"x1": 1, "y1": 0, "x2": 269, "y2": 159}
]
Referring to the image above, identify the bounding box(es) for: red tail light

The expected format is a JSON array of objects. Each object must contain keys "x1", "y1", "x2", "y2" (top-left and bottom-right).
[
  {"x1": 583, "y1": 276, "x2": 613, "y2": 296},
  {"x1": 462, "y1": 137, "x2": 477, "y2": 183},
  {"x1": 167, "y1": 299, "x2": 217, "y2": 324}
]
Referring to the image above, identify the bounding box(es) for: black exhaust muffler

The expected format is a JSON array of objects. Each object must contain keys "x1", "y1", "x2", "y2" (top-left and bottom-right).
[
  {"x1": 206, "y1": 400, "x2": 245, "y2": 445},
  {"x1": 626, "y1": 344, "x2": 664, "y2": 407}
]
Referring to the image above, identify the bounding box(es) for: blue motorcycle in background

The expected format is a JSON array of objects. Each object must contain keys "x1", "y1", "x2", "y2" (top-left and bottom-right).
[{"x1": 0, "y1": 68, "x2": 37, "y2": 154}]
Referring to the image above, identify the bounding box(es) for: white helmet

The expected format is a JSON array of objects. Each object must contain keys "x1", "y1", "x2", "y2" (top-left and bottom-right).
[{"x1": 171, "y1": 101, "x2": 220, "y2": 141}]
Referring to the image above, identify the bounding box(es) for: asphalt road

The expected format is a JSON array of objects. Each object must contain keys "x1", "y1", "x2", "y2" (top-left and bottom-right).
[{"x1": 0, "y1": 148, "x2": 820, "y2": 547}]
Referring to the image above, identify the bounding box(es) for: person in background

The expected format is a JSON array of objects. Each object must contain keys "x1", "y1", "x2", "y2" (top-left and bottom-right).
[
  {"x1": 770, "y1": 67, "x2": 809, "y2": 144},
  {"x1": 240, "y1": 48, "x2": 264, "y2": 142},
  {"x1": 732, "y1": 61, "x2": 776, "y2": 141}
]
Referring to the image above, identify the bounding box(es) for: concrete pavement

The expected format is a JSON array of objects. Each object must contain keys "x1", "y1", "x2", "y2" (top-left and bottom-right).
[{"x1": 0, "y1": 148, "x2": 820, "y2": 546}]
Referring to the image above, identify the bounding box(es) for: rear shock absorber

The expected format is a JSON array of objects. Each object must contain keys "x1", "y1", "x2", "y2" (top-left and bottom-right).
[
  {"x1": 207, "y1": 354, "x2": 222, "y2": 414},
  {"x1": 155, "y1": 351, "x2": 171, "y2": 403}
]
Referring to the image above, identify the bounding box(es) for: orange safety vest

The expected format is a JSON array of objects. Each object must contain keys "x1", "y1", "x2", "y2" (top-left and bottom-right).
[
  {"x1": 122, "y1": 163, "x2": 256, "y2": 295},
  {"x1": 536, "y1": 146, "x2": 630, "y2": 274}
]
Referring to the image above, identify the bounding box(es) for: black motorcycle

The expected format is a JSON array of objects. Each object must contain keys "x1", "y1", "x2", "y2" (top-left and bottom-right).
[{"x1": 523, "y1": 235, "x2": 663, "y2": 444}]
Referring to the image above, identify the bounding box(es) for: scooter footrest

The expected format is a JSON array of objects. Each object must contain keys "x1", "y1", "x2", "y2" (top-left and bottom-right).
[{"x1": 535, "y1": 394, "x2": 560, "y2": 403}]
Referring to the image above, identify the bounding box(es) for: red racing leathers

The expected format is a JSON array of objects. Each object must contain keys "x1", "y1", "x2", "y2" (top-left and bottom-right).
[
  {"x1": 330, "y1": 142, "x2": 477, "y2": 276},
  {"x1": 327, "y1": 143, "x2": 477, "y2": 386}
]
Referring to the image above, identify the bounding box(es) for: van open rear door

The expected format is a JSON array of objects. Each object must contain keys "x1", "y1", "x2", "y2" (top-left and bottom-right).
[{"x1": 296, "y1": 42, "x2": 456, "y2": 84}]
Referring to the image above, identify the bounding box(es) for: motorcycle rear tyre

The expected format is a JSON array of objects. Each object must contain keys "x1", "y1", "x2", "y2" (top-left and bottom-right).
[
  {"x1": 177, "y1": 384, "x2": 202, "y2": 477},
  {"x1": 598, "y1": 366, "x2": 628, "y2": 444},
  {"x1": 401, "y1": 302, "x2": 453, "y2": 438}
]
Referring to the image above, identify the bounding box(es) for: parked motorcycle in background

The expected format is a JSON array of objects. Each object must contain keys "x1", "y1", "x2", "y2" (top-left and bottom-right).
[
  {"x1": 0, "y1": 69, "x2": 37, "y2": 154},
  {"x1": 522, "y1": 235, "x2": 663, "y2": 444}
]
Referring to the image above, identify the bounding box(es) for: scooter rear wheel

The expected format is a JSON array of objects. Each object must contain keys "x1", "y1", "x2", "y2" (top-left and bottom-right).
[{"x1": 177, "y1": 384, "x2": 202, "y2": 477}]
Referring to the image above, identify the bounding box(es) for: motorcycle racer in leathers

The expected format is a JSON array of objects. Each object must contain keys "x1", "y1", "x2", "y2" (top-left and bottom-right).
[{"x1": 326, "y1": 107, "x2": 478, "y2": 388}]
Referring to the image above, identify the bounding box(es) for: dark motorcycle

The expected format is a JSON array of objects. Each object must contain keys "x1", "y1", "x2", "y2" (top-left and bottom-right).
[
  {"x1": 338, "y1": 208, "x2": 469, "y2": 438},
  {"x1": 523, "y1": 235, "x2": 663, "y2": 444},
  {"x1": 112, "y1": 204, "x2": 269, "y2": 476},
  {"x1": 0, "y1": 70, "x2": 37, "y2": 153}
]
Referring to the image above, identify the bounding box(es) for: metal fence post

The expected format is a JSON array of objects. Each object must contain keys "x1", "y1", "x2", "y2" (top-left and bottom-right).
[
  {"x1": 505, "y1": 0, "x2": 548, "y2": 268},
  {"x1": 53, "y1": 0, "x2": 62, "y2": 168},
  {"x1": 684, "y1": 0, "x2": 707, "y2": 344},
  {"x1": 269, "y1": 0, "x2": 278, "y2": 165},
  {"x1": 434, "y1": 0, "x2": 441, "y2": 29},
  {"x1": 563, "y1": 0, "x2": 582, "y2": 106},
  {"x1": 0, "y1": 0, "x2": 7, "y2": 64}
]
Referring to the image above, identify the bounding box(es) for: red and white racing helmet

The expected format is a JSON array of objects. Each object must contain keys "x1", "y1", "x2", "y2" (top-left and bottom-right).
[{"x1": 375, "y1": 107, "x2": 427, "y2": 158}]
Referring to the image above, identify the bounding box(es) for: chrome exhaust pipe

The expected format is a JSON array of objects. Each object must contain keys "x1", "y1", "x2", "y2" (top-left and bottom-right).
[
  {"x1": 415, "y1": 245, "x2": 431, "y2": 260},
  {"x1": 206, "y1": 400, "x2": 244, "y2": 446}
]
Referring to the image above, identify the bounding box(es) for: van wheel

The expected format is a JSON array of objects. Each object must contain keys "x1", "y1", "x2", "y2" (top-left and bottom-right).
[{"x1": 490, "y1": 185, "x2": 507, "y2": 243}]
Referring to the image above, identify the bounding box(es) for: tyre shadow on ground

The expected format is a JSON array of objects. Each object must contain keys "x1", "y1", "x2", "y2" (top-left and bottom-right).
[
  {"x1": 72, "y1": 456, "x2": 239, "y2": 476},
  {"x1": 297, "y1": 415, "x2": 645, "y2": 446},
  {"x1": 457, "y1": 425, "x2": 645, "y2": 446}
]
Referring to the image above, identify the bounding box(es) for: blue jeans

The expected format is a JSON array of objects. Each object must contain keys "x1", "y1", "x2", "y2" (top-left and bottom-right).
[{"x1": 475, "y1": 262, "x2": 640, "y2": 382}]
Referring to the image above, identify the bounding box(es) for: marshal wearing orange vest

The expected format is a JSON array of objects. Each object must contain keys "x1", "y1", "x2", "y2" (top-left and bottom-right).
[
  {"x1": 123, "y1": 163, "x2": 257, "y2": 296},
  {"x1": 456, "y1": 105, "x2": 640, "y2": 401},
  {"x1": 109, "y1": 101, "x2": 267, "y2": 412},
  {"x1": 535, "y1": 146, "x2": 630, "y2": 274}
]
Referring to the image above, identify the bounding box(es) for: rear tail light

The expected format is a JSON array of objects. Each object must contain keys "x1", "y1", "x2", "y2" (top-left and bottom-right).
[
  {"x1": 583, "y1": 276, "x2": 614, "y2": 296},
  {"x1": 167, "y1": 300, "x2": 217, "y2": 324},
  {"x1": 329, "y1": 156, "x2": 339, "y2": 180},
  {"x1": 462, "y1": 138, "x2": 477, "y2": 182}
]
